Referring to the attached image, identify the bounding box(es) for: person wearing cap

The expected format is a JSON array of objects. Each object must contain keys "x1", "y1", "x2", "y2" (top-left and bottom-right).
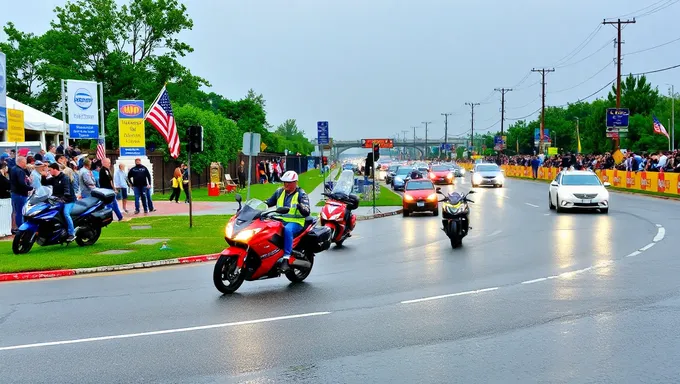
[
  {"x1": 30, "y1": 161, "x2": 45, "y2": 192},
  {"x1": 264, "y1": 170, "x2": 311, "y2": 263},
  {"x1": 40, "y1": 163, "x2": 76, "y2": 242},
  {"x1": 9, "y1": 156, "x2": 33, "y2": 230}
]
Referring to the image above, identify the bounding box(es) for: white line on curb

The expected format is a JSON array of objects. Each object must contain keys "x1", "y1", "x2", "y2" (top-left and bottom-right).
[
  {"x1": 639, "y1": 243, "x2": 655, "y2": 251},
  {"x1": 626, "y1": 251, "x2": 641, "y2": 258},
  {"x1": 0, "y1": 312, "x2": 331, "y2": 352},
  {"x1": 400, "y1": 287, "x2": 498, "y2": 304},
  {"x1": 525, "y1": 203, "x2": 539, "y2": 208},
  {"x1": 653, "y1": 227, "x2": 665, "y2": 242}
]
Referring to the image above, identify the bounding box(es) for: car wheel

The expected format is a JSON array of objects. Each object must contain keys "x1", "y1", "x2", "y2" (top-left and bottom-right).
[
  {"x1": 548, "y1": 193, "x2": 555, "y2": 210},
  {"x1": 402, "y1": 210, "x2": 409, "y2": 217},
  {"x1": 432, "y1": 206, "x2": 439, "y2": 216},
  {"x1": 600, "y1": 208, "x2": 609, "y2": 214},
  {"x1": 555, "y1": 194, "x2": 563, "y2": 213}
]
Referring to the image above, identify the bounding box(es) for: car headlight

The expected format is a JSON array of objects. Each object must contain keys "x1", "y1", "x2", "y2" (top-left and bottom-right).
[
  {"x1": 429, "y1": 172, "x2": 436, "y2": 179},
  {"x1": 497, "y1": 174, "x2": 504, "y2": 182},
  {"x1": 427, "y1": 193, "x2": 437, "y2": 201},
  {"x1": 473, "y1": 174, "x2": 482, "y2": 183},
  {"x1": 404, "y1": 194, "x2": 414, "y2": 201},
  {"x1": 233, "y1": 228, "x2": 262, "y2": 242},
  {"x1": 446, "y1": 173, "x2": 453, "y2": 179}
]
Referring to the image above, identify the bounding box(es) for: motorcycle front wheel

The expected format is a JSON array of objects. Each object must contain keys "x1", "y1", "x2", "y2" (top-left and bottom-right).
[
  {"x1": 449, "y1": 221, "x2": 463, "y2": 249},
  {"x1": 12, "y1": 230, "x2": 35, "y2": 254},
  {"x1": 213, "y1": 256, "x2": 245, "y2": 294}
]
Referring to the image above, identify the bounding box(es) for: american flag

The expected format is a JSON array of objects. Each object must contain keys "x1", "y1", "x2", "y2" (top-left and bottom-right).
[
  {"x1": 653, "y1": 115, "x2": 669, "y2": 138},
  {"x1": 96, "y1": 138, "x2": 106, "y2": 160},
  {"x1": 146, "y1": 87, "x2": 180, "y2": 158}
]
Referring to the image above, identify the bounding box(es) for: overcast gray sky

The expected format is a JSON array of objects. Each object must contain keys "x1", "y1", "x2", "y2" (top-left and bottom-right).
[{"x1": 1, "y1": 0, "x2": 679, "y2": 144}]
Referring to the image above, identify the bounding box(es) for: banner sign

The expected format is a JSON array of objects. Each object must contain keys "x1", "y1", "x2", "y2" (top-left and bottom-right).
[
  {"x1": 361, "y1": 138, "x2": 394, "y2": 148},
  {"x1": 7, "y1": 108, "x2": 25, "y2": 142},
  {"x1": 606, "y1": 108, "x2": 629, "y2": 128},
  {"x1": 0, "y1": 51, "x2": 6, "y2": 130},
  {"x1": 67, "y1": 80, "x2": 99, "y2": 139},
  {"x1": 533, "y1": 128, "x2": 551, "y2": 143},
  {"x1": 117, "y1": 100, "x2": 146, "y2": 156}
]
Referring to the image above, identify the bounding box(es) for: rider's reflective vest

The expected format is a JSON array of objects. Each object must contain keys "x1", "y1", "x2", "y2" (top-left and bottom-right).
[{"x1": 276, "y1": 189, "x2": 306, "y2": 226}]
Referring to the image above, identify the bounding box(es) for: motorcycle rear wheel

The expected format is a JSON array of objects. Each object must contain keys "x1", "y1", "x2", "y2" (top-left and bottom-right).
[
  {"x1": 285, "y1": 251, "x2": 314, "y2": 283},
  {"x1": 213, "y1": 256, "x2": 245, "y2": 294},
  {"x1": 12, "y1": 230, "x2": 34, "y2": 254},
  {"x1": 76, "y1": 227, "x2": 101, "y2": 246}
]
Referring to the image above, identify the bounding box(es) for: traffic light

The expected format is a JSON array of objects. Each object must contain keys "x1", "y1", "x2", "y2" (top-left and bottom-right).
[
  {"x1": 187, "y1": 125, "x2": 203, "y2": 153},
  {"x1": 373, "y1": 143, "x2": 380, "y2": 161},
  {"x1": 322, "y1": 156, "x2": 328, "y2": 166}
]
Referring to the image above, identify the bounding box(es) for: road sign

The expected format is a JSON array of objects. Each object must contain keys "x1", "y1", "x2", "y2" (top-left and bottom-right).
[
  {"x1": 361, "y1": 138, "x2": 394, "y2": 148},
  {"x1": 440, "y1": 143, "x2": 453, "y2": 151},
  {"x1": 606, "y1": 131, "x2": 619, "y2": 138},
  {"x1": 606, "y1": 108, "x2": 629, "y2": 128},
  {"x1": 242, "y1": 132, "x2": 261, "y2": 156},
  {"x1": 317, "y1": 121, "x2": 329, "y2": 145}
]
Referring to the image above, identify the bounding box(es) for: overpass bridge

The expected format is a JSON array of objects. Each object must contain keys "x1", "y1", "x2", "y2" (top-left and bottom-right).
[{"x1": 329, "y1": 138, "x2": 467, "y2": 158}]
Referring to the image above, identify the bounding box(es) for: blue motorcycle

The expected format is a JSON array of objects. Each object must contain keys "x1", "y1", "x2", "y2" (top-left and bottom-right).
[{"x1": 12, "y1": 188, "x2": 116, "y2": 254}]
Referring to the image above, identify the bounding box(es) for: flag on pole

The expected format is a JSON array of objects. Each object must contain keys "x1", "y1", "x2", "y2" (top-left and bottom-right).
[
  {"x1": 145, "y1": 86, "x2": 180, "y2": 158},
  {"x1": 96, "y1": 138, "x2": 106, "y2": 160},
  {"x1": 516, "y1": 138, "x2": 519, "y2": 153},
  {"x1": 576, "y1": 125, "x2": 582, "y2": 154},
  {"x1": 653, "y1": 115, "x2": 670, "y2": 138}
]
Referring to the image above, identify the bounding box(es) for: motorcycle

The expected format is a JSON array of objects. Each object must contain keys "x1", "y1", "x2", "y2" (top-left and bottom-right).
[
  {"x1": 12, "y1": 188, "x2": 115, "y2": 254},
  {"x1": 437, "y1": 188, "x2": 475, "y2": 248},
  {"x1": 213, "y1": 194, "x2": 332, "y2": 294},
  {"x1": 320, "y1": 170, "x2": 359, "y2": 247}
]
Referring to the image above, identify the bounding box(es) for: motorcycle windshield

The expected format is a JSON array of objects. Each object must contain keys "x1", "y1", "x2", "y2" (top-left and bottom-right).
[
  {"x1": 237, "y1": 198, "x2": 268, "y2": 222},
  {"x1": 28, "y1": 187, "x2": 53, "y2": 205},
  {"x1": 448, "y1": 192, "x2": 463, "y2": 204},
  {"x1": 332, "y1": 170, "x2": 355, "y2": 195}
]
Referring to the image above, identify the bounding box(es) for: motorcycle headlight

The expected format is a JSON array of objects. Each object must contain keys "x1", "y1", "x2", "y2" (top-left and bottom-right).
[
  {"x1": 225, "y1": 221, "x2": 234, "y2": 238},
  {"x1": 233, "y1": 228, "x2": 262, "y2": 242}
]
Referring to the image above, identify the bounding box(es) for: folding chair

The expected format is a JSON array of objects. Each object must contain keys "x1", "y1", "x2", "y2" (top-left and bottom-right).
[{"x1": 224, "y1": 174, "x2": 238, "y2": 193}]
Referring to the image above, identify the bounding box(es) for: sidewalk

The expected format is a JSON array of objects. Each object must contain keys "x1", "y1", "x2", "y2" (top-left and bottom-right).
[{"x1": 309, "y1": 169, "x2": 339, "y2": 212}]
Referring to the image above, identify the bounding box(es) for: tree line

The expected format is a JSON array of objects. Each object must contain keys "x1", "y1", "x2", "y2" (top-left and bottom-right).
[{"x1": 0, "y1": 0, "x2": 314, "y2": 171}]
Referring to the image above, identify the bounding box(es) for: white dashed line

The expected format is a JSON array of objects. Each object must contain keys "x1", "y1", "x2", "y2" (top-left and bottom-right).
[
  {"x1": 0, "y1": 312, "x2": 331, "y2": 352},
  {"x1": 626, "y1": 251, "x2": 641, "y2": 258},
  {"x1": 488, "y1": 230, "x2": 502, "y2": 237},
  {"x1": 521, "y1": 277, "x2": 547, "y2": 285},
  {"x1": 525, "y1": 203, "x2": 539, "y2": 208},
  {"x1": 653, "y1": 227, "x2": 665, "y2": 242},
  {"x1": 544, "y1": 213, "x2": 550, "y2": 216},
  {"x1": 400, "y1": 287, "x2": 499, "y2": 304},
  {"x1": 639, "y1": 243, "x2": 655, "y2": 251}
]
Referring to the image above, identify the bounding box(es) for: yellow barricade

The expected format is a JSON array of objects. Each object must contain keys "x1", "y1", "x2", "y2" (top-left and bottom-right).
[{"x1": 499, "y1": 165, "x2": 680, "y2": 196}]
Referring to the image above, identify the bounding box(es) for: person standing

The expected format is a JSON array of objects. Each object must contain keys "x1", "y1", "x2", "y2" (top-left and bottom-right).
[
  {"x1": 128, "y1": 158, "x2": 155, "y2": 214},
  {"x1": 114, "y1": 163, "x2": 131, "y2": 213},
  {"x1": 99, "y1": 158, "x2": 123, "y2": 221},
  {"x1": 78, "y1": 159, "x2": 96, "y2": 198},
  {"x1": 9, "y1": 156, "x2": 33, "y2": 231},
  {"x1": 237, "y1": 160, "x2": 246, "y2": 189},
  {"x1": 169, "y1": 167, "x2": 182, "y2": 203},
  {"x1": 0, "y1": 163, "x2": 12, "y2": 237},
  {"x1": 181, "y1": 163, "x2": 191, "y2": 203}
]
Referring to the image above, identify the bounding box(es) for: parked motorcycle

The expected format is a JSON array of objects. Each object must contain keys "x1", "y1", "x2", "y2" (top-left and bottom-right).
[
  {"x1": 320, "y1": 170, "x2": 359, "y2": 247},
  {"x1": 12, "y1": 188, "x2": 115, "y2": 254},
  {"x1": 438, "y1": 188, "x2": 475, "y2": 248},
  {"x1": 213, "y1": 194, "x2": 332, "y2": 294}
]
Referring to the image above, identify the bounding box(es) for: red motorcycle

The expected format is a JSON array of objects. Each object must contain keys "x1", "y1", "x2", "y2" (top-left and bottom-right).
[
  {"x1": 320, "y1": 170, "x2": 360, "y2": 246},
  {"x1": 213, "y1": 195, "x2": 332, "y2": 294}
]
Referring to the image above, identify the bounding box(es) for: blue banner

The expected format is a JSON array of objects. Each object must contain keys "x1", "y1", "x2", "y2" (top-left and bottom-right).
[
  {"x1": 0, "y1": 51, "x2": 7, "y2": 130},
  {"x1": 606, "y1": 108, "x2": 629, "y2": 127},
  {"x1": 534, "y1": 128, "x2": 551, "y2": 142}
]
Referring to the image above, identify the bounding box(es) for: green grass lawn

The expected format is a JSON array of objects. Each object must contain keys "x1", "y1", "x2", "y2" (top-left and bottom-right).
[
  {"x1": 150, "y1": 169, "x2": 328, "y2": 202},
  {"x1": 316, "y1": 185, "x2": 402, "y2": 207},
  {"x1": 0, "y1": 215, "x2": 231, "y2": 273}
]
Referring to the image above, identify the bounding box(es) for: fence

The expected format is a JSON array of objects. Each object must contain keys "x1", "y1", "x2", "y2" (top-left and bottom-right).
[
  {"x1": 502, "y1": 165, "x2": 680, "y2": 195},
  {"x1": 105, "y1": 151, "x2": 317, "y2": 194}
]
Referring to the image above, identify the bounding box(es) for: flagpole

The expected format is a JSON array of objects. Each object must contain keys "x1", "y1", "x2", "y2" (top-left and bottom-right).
[
  {"x1": 144, "y1": 84, "x2": 167, "y2": 119},
  {"x1": 575, "y1": 117, "x2": 580, "y2": 154},
  {"x1": 669, "y1": 118, "x2": 672, "y2": 151}
]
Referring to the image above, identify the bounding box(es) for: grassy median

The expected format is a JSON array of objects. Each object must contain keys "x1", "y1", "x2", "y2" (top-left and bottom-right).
[
  {"x1": 0, "y1": 215, "x2": 230, "y2": 273},
  {"x1": 151, "y1": 169, "x2": 329, "y2": 202},
  {"x1": 316, "y1": 185, "x2": 402, "y2": 207}
]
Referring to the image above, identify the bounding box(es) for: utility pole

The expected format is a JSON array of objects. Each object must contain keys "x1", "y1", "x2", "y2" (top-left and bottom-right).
[
  {"x1": 422, "y1": 121, "x2": 432, "y2": 160},
  {"x1": 532, "y1": 68, "x2": 555, "y2": 154},
  {"x1": 603, "y1": 18, "x2": 636, "y2": 150},
  {"x1": 575, "y1": 117, "x2": 580, "y2": 154},
  {"x1": 670, "y1": 85, "x2": 675, "y2": 151},
  {"x1": 494, "y1": 88, "x2": 513, "y2": 137},
  {"x1": 465, "y1": 102, "x2": 480, "y2": 156},
  {"x1": 441, "y1": 113, "x2": 452, "y2": 159},
  {"x1": 411, "y1": 126, "x2": 418, "y2": 160},
  {"x1": 401, "y1": 130, "x2": 409, "y2": 160}
]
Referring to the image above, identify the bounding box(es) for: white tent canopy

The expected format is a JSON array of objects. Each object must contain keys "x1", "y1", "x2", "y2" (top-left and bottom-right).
[{"x1": 5, "y1": 96, "x2": 64, "y2": 133}]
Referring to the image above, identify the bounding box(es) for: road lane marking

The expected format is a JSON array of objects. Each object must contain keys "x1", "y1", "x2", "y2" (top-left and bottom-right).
[
  {"x1": 0, "y1": 312, "x2": 331, "y2": 352},
  {"x1": 639, "y1": 243, "x2": 655, "y2": 251},
  {"x1": 521, "y1": 277, "x2": 547, "y2": 284},
  {"x1": 400, "y1": 287, "x2": 498, "y2": 304},
  {"x1": 653, "y1": 227, "x2": 665, "y2": 242},
  {"x1": 544, "y1": 213, "x2": 550, "y2": 216},
  {"x1": 488, "y1": 230, "x2": 502, "y2": 237},
  {"x1": 626, "y1": 251, "x2": 641, "y2": 258},
  {"x1": 525, "y1": 203, "x2": 539, "y2": 208}
]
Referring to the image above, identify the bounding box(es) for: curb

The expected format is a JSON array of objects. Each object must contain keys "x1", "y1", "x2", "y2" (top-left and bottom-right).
[
  {"x1": 0, "y1": 254, "x2": 219, "y2": 283},
  {"x1": 356, "y1": 209, "x2": 403, "y2": 221}
]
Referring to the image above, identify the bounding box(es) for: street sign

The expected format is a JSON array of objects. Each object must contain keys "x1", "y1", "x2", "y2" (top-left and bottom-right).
[
  {"x1": 606, "y1": 108, "x2": 629, "y2": 128},
  {"x1": 317, "y1": 121, "x2": 329, "y2": 145},
  {"x1": 242, "y1": 132, "x2": 261, "y2": 156},
  {"x1": 440, "y1": 143, "x2": 453, "y2": 151},
  {"x1": 361, "y1": 138, "x2": 394, "y2": 148},
  {"x1": 606, "y1": 131, "x2": 619, "y2": 138}
]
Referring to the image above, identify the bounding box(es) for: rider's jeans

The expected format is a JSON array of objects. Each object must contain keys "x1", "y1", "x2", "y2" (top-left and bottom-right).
[
  {"x1": 63, "y1": 202, "x2": 75, "y2": 236},
  {"x1": 283, "y1": 222, "x2": 304, "y2": 256}
]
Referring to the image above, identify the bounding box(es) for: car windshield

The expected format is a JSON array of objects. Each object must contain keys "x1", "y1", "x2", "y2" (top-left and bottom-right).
[
  {"x1": 562, "y1": 174, "x2": 601, "y2": 186},
  {"x1": 405, "y1": 180, "x2": 434, "y2": 190},
  {"x1": 476, "y1": 165, "x2": 500, "y2": 172},
  {"x1": 396, "y1": 168, "x2": 413, "y2": 176},
  {"x1": 431, "y1": 165, "x2": 449, "y2": 172}
]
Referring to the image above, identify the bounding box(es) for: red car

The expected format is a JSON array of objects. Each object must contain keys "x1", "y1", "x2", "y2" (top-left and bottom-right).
[
  {"x1": 428, "y1": 164, "x2": 454, "y2": 185},
  {"x1": 402, "y1": 179, "x2": 439, "y2": 217}
]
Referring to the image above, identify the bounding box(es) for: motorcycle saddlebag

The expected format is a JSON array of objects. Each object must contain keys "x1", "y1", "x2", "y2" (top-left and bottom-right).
[
  {"x1": 91, "y1": 188, "x2": 116, "y2": 204},
  {"x1": 91, "y1": 207, "x2": 114, "y2": 226},
  {"x1": 346, "y1": 194, "x2": 360, "y2": 210},
  {"x1": 307, "y1": 226, "x2": 332, "y2": 253}
]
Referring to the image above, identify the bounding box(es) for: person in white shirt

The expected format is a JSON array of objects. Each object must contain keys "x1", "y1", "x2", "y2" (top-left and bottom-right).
[{"x1": 114, "y1": 163, "x2": 130, "y2": 213}]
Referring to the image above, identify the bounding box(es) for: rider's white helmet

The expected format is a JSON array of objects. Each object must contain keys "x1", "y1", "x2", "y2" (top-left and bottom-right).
[{"x1": 281, "y1": 171, "x2": 299, "y2": 182}]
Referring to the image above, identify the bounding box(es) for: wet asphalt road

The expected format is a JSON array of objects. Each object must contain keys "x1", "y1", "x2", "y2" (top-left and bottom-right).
[{"x1": 1, "y1": 175, "x2": 680, "y2": 383}]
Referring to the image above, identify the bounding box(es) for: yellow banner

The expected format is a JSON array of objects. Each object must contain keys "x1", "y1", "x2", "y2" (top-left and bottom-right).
[
  {"x1": 7, "y1": 109, "x2": 25, "y2": 142},
  {"x1": 547, "y1": 147, "x2": 558, "y2": 155},
  {"x1": 118, "y1": 118, "x2": 145, "y2": 148}
]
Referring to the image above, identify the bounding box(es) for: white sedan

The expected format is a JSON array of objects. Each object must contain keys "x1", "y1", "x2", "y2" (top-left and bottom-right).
[{"x1": 548, "y1": 170, "x2": 611, "y2": 213}]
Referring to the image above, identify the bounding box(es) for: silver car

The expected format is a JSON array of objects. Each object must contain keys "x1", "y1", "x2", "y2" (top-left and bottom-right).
[{"x1": 471, "y1": 163, "x2": 505, "y2": 187}]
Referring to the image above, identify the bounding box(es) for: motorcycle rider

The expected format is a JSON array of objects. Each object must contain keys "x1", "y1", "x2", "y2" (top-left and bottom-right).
[
  {"x1": 264, "y1": 170, "x2": 311, "y2": 266},
  {"x1": 40, "y1": 163, "x2": 76, "y2": 242},
  {"x1": 410, "y1": 169, "x2": 424, "y2": 179}
]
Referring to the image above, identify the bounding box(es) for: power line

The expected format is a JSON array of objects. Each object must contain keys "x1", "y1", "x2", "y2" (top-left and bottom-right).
[
  {"x1": 515, "y1": 80, "x2": 540, "y2": 91},
  {"x1": 631, "y1": 63, "x2": 680, "y2": 75},
  {"x1": 613, "y1": 0, "x2": 672, "y2": 18},
  {"x1": 552, "y1": 59, "x2": 614, "y2": 93},
  {"x1": 508, "y1": 95, "x2": 540, "y2": 110},
  {"x1": 552, "y1": 24, "x2": 603, "y2": 67},
  {"x1": 636, "y1": 0, "x2": 680, "y2": 18},
  {"x1": 625, "y1": 35, "x2": 680, "y2": 56},
  {"x1": 556, "y1": 39, "x2": 615, "y2": 68},
  {"x1": 507, "y1": 107, "x2": 542, "y2": 121}
]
